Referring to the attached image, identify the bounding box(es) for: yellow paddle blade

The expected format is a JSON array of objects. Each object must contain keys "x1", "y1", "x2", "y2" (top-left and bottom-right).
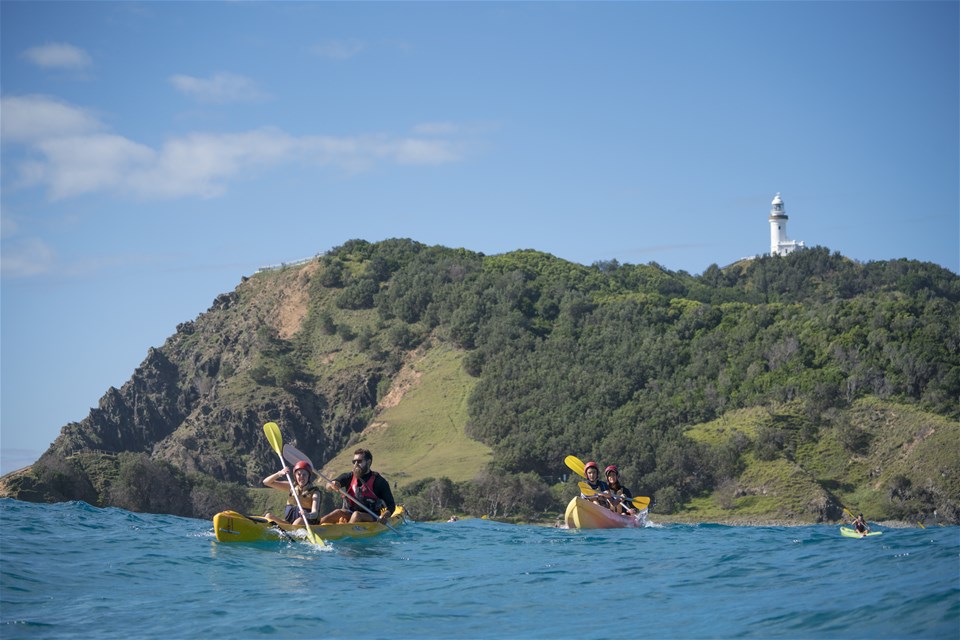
[
  {"x1": 304, "y1": 524, "x2": 324, "y2": 546},
  {"x1": 565, "y1": 455, "x2": 586, "y2": 479},
  {"x1": 264, "y1": 422, "x2": 283, "y2": 455},
  {"x1": 578, "y1": 481, "x2": 595, "y2": 494}
]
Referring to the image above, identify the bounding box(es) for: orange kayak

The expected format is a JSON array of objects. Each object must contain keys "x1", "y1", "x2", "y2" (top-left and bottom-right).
[{"x1": 563, "y1": 496, "x2": 645, "y2": 529}]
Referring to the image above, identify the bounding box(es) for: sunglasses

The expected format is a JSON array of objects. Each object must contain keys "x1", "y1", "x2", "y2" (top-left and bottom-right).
[{"x1": 352, "y1": 459, "x2": 366, "y2": 465}]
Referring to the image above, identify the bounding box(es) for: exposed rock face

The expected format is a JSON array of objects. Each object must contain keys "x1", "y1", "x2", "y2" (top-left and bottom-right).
[
  {"x1": 12, "y1": 256, "x2": 393, "y2": 508},
  {"x1": 49, "y1": 347, "x2": 189, "y2": 457}
]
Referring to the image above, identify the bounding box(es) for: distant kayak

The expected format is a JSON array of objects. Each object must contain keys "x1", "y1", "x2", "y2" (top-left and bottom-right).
[
  {"x1": 213, "y1": 505, "x2": 405, "y2": 542},
  {"x1": 840, "y1": 526, "x2": 882, "y2": 538}
]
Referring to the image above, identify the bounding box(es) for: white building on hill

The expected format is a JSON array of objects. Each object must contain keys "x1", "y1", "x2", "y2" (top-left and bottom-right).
[{"x1": 768, "y1": 192, "x2": 804, "y2": 257}]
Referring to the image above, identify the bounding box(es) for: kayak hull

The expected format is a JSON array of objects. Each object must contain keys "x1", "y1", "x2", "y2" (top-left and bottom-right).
[
  {"x1": 840, "y1": 526, "x2": 882, "y2": 538},
  {"x1": 564, "y1": 496, "x2": 645, "y2": 529},
  {"x1": 214, "y1": 505, "x2": 406, "y2": 542}
]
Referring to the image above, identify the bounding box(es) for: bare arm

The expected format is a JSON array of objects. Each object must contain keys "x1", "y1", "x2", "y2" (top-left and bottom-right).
[{"x1": 263, "y1": 468, "x2": 291, "y2": 490}]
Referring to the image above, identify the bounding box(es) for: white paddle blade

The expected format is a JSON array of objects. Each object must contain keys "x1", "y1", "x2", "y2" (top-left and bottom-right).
[{"x1": 283, "y1": 443, "x2": 314, "y2": 469}]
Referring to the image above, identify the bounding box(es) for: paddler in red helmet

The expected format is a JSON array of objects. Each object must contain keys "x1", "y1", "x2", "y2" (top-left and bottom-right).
[
  {"x1": 582, "y1": 461, "x2": 612, "y2": 508},
  {"x1": 262, "y1": 460, "x2": 322, "y2": 525}
]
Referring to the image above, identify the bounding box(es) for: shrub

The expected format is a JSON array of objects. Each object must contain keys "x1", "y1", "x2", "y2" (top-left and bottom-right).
[
  {"x1": 189, "y1": 474, "x2": 252, "y2": 519},
  {"x1": 34, "y1": 454, "x2": 98, "y2": 504},
  {"x1": 109, "y1": 453, "x2": 191, "y2": 516}
]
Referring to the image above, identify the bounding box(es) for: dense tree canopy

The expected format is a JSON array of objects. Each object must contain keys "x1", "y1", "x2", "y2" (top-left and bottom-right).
[{"x1": 347, "y1": 241, "x2": 959, "y2": 518}]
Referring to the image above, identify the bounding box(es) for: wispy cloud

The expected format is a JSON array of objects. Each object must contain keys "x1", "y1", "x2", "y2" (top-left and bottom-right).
[
  {"x1": 309, "y1": 39, "x2": 366, "y2": 60},
  {"x1": 0, "y1": 237, "x2": 57, "y2": 277},
  {"x1": 0, "y1": 95, "x2": 103, "y2": 143},
  {"x1": 414, "y1": 122, "x2": 460, "y2": 136},
  {"x1": 1, "y1": 95, "x2": 466, "y2": 202},
  {"x1": 21, "y1": 43, "x2": 92, "y2": 69},
  {"x1": 169, "y1": 72, "x2": 270, "y2": 104}
]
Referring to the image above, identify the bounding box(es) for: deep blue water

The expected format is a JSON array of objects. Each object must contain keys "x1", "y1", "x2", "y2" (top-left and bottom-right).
[{"x1": 1, "y1": 499, "x2": 957, "y2": 639}]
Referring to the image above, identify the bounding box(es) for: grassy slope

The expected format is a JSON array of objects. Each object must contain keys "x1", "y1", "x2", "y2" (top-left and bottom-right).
[
  {"x1": 681, "y1": 398, "x2": 959, "y2": 522},
  {"x1": 320, "y1": 342, "x2": 493, "y2": 487},
  {"x1": 831, "y1": 398, "x2": 960, "y2": 518}
]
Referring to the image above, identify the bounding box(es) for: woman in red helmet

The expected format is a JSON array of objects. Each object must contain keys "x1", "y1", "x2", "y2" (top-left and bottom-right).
[
  {"x1": 581, "y1": 461, "x2": 611, "y2": 508},
  {"x1": 604, "y1": 465, "x2": 637, "y2": 516},
  {"x1": 262, "y1": 459, "x2": 322, "y2": 525}
]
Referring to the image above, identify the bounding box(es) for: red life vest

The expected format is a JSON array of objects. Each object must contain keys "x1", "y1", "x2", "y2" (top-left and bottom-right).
[{"x1": 347, "y1": 472, "x2": 381, "y2": 511}]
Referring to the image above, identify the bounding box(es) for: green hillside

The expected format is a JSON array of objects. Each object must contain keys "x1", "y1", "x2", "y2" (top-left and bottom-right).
[{"x1": 2, "y1": 239, "x2": 957, "y2": 525}]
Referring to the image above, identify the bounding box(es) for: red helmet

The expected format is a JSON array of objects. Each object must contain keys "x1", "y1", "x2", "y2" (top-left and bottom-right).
[
  {"x1": 605, "y1": 465, "x2": 619, "y2": 475},
  {"x1": 293, "y1": 460, "x2": 312, "y2": 473},
  {"x1": 584, "y1": 461, "x2": 599, "y2": 473}
]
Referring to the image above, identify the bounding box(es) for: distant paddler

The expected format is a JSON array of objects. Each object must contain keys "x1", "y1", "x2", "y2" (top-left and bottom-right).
[{"x1": 851, "y1": 512, "x2": 871, "y2": 535}]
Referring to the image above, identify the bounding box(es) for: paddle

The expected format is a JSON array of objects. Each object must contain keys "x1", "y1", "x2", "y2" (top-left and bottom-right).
[
  {"x1": 283, "y1": 443, "x2": 314, "y2": 469},
  {"x1": 284, "y1": 442, "x2": 398, "y2": 534},
  {"x1": 263, "y1": 422, "x2": 323, "y2": 545},
  {"x1": 579, "y1": 482, "x2": 651, "y2": 511},
  {"x1": 564, "y1": 455, "x2": 586, "y2": 479}
]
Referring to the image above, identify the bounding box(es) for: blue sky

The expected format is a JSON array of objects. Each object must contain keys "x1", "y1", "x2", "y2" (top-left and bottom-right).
[{"x1": 2, "y1": 1, "x2": 957, "y2": 475}]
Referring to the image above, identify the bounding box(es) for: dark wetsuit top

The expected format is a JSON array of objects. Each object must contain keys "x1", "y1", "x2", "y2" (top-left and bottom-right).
[{"x1": 334, "y1": 470, "x2": 396, "y2": 515}]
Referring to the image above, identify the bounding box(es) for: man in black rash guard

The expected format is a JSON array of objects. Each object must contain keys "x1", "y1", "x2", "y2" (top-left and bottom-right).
[{"x1": 319, "y1": 448, "x2": 396, "y2": 524}]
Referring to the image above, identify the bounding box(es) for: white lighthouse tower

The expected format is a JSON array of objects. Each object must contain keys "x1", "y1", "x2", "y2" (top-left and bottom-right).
[{"x1": 768, "y1": 192, "x2": 804, "y2": 257}]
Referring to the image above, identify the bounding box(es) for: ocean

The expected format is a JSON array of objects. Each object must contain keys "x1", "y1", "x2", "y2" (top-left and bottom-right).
[{"x1": 1, "y1": 499, "x2": 957, "y2": 639}]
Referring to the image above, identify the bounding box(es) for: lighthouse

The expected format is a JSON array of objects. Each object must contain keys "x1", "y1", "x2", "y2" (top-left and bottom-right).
[{"x1": 768, "y1": 193, "x2": 804, "y2": 257}]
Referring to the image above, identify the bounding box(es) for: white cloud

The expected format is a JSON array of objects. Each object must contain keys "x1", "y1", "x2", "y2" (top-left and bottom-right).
[
  {"x1": 35, "y1": 134, "x2": 156, "y2": 200},
  {"x1": 129, "y1": 128, "x2": 299, "y2": 199},
  {"x1": 0, "y1": 95, "x2": 102, "y2": 143},
  {"x1": 309, "y1": 39, "x2": 365, "y2": 60},
  {"x1": 1, "y1": 95, "x2": 466, "y2": 202},
  {"x1": 0, "y1": 237, "x2": 57, "y2": 277},
  {"x1": 21, "y1": 43, "x2": 92, "y2": 69},
  {"x1": 169, "y1": 73, "x2": 269, "y2": 103},
  {"x1": 384, "y1": 138, "x2": 460, "y2": 165}
]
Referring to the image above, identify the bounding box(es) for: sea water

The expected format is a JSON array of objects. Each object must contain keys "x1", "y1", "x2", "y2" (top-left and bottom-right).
[{"x1": 1, "y1": 499, "x2": 957, "y2": 639}]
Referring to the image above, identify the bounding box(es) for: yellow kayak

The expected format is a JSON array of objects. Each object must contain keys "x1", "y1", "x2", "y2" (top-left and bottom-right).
[
  {"x1": 840, "y1": 526, "x2": 882, "y2": 538},
  {"x1": 564, "y1": 496, "x2": 645, "y2": 529},
  {"x1": 213, "y1": 505, "x2": 406, "y2": 542}
]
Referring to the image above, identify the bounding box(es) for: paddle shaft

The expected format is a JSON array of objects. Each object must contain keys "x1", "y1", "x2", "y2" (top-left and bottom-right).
[{"x1": 263, "y1": 423, "x2": 322, "y2": 545}]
